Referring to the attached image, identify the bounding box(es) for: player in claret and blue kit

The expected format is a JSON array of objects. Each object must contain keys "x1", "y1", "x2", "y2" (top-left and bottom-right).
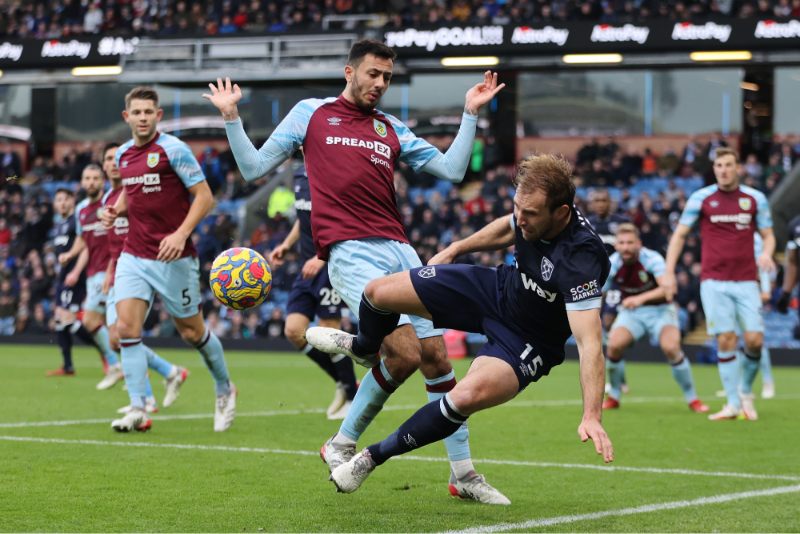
[{"x1": 103, "y1": 87, "x2": 235, "y2": 432}]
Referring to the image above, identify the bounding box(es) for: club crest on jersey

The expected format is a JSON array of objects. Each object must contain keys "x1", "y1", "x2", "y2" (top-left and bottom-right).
[
  {"x1": 146, "y1": 153, "x2": 159, "y2": 168},
  {"x1": 540, "y1": 257, "x2": 554, "y2": 281},
  {"x1": 373, "y1": 119, "x2": 387, "y2": 138},
  {"x1": 738, "y1": 197, "x2": 752, "y2": 211},
  {"x1": 639, "y1": 270, "x2": 649, "y2": 283},
  {"x1": 417, "y1": 266, "x2": 436, "y2": 278}
]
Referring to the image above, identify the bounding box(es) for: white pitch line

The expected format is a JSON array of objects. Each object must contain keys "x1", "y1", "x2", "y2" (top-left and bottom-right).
[
  {"x1": 1, "y1": 393, "x2": 777, "y2": 429},
  {"x1": 446, "y1": 484, "x2": 800, "y2": 533},
  {"x1": 1, "y1": 435, "x2": 798, "y2": 483}
]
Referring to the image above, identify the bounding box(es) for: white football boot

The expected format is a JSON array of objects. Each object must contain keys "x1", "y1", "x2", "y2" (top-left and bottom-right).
[
  {"x1": 111, "y1": 409, "x2": 152, "y2": 432},
  {"x1": 214, "y1": 383, "x2": 237, "y2": 432},
  {"x1": 96, "y1": 364, "x2": 125, "y2": 390},
  {"x1": 448, "y1": 472, "x2": 511, "y2": 505},
  {"x1": 708, "y1": 404, "x2": 743, "y2": 421},
  {"x1": 326, "y1": 382, "x2": 347, "y2": 419},
  {"x1": 117, "y1": 396, "x2": 158, "y2": 414},
  {"x1": 330, "y1": 449, "x2": 376, "y2": 494},
  {"x1": 305, "y1": 327, "x2": 379, "y2": 368},
  {"x1": 320, "y1": 435, "x2": 356, "y2": 472},
  {"x1": 739, "y1": 393, "x2": 758, "y2": 420},
  {"x1": 163, "y1": 367, "x2": 189, "y2": 408}
]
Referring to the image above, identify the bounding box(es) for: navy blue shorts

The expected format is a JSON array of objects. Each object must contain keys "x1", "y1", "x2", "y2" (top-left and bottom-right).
[
  {"x1": 286, "y1": 267, "x2": 343, "y2": 320},
  {"x1": 55, "y1": 278, "x2": 86, "y2": 313},
  {"x1": 410, "y1": 264, "x2": 565, "y2": 391}
]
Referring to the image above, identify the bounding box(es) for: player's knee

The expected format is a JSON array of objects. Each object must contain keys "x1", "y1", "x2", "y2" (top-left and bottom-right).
[
  {"x1": 717, "y1": 332, "x2": 738, "y2": 350},
  {"x1": 743, "y1": 333, "x2": 763, "y2": 353},
  {"x1": 116, "y1": 319, "x2": 141, "y2": 340},
  {"x1": 177, "y1": 323, "x2": 205, "y2": 346},
  {"x1": 364, "y1": 278, "x2": 389, "y2": 308},
  {"x1": 383, "y1": 347, "x2": 420, "y2": 381},
  {"x1": 284, "y1": 324, "x2": 305, "y2": 349},
  {"x1": 447, "y1": 385, "x2": 481, "y2": 416},
  {"x1": 606, "y1": 345, "x2": 624, "y2": 362}
]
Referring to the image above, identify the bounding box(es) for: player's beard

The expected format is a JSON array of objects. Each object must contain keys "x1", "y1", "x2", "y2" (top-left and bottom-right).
[{"x1": 350, "y1": 74, "x2": 382, "y2": 111}]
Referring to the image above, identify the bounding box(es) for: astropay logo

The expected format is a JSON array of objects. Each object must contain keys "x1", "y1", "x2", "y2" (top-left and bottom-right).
[
  {"x1": 591, "y1": 24, "x2": 650, "y2": 44},
  {"x1": 0, "y1": 42, "x2": 23, "y2": 62},
  {"x1": 385, "y1": 26, "x2": 503, "y2": 51},
  {"x1": 41, "y1": 39, "x2": 92, "y2": 59},
  {"x1": 754, "y1": 19, "x2": 800, "y2": 39},
  {"x1": 510, "y1": 26, "x2": 569, "y2": 46},
  {"x1": 671, "y1": 22, "x2": 732, "y2": 42}
]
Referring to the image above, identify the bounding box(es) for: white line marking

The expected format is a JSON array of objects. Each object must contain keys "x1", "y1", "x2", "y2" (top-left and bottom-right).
[
  {"x1": 1, "y1": 435, "x2": 797, "y2": 483},
  {"x1": 446, "y1": 484, "x2": 800, "y2": 533},
  {"x1": 9, "y1": 392, "x2": 798, "y2": 429}
]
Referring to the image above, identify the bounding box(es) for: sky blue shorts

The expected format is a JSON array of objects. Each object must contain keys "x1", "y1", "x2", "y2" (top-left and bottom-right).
[
  {"x1": 612, "y1": 303, "x2": 679, "y2": 343},
  {"x1": 328, "y1": 238, "x2": 442, "y2": 340},
  {"x1": 700, "y1": 280, "x2": 763, "y2": 336},
  {"x1": 114, "y1": 253, "x2": 201, "y2": 319},
  {"x1": 83, "y1": 271, "x2": 107, "y2": 315}
]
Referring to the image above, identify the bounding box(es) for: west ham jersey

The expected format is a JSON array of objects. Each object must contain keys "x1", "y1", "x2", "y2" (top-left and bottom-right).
[
  {"x1": 75, "y1": 196, "x2": 110, "y2": 277},
  {"x1": 292, "y1": 167, "x2": 315, "y2": 264},
  {"x1": 679, "y1": 184, "x2": 772, "y2": 282},
  {"x1": 116, "y1": 132, "x2": 205, "y2": 260},
  {"x1": 503, "y1": 206, "x2": 610, "y2": 356},
  {"x1": 587, "y1": 212, "x2": 629, "y2": 256},
  {"x1": 786, "y1": 215, "x2": 800, "y2": 256},
  {"x1": 53, "y1": 212, "x2": 80, "y2": 281},
  {"x1": 605, "y1": 247, "x2": 665, "y2": 303}
]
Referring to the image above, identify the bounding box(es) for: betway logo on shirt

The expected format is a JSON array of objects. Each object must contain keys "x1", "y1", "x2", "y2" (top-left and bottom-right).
[
  {"x1": 41, "y1": 39, "x2": 92, "y2": 59},
  {"x1": 294, "y1": 198, "x2": 312, "y2": 211},
  {"x1": 81, "y1": 221, "x2": 107, "y2": 235},
  {"x1": 0, "y1": 42, "x2": 23, "y2": 61},
  {"x1": 122, "y1": 173, "x2": 162, "y2": 194},
  {"x1": 325, "y1": 137, "x2": 392, "y2": 159},
  {"x1": 113, "y1": 217, "x2": 129, "y2": 235},
  {"x1": 570, "y1": 280, "x2": 600, "y2": 300},
  {"x1": 510, "y1": 26, "x2": 569, "y2": 46},
  {"x1": 520, "y1": 272, "x2": 557, "y2": 302},
  {"x1": 591, "y1": 24, "x2": 649, "y2": 44},
  {"x1": 385, "y1": 26, "x2": 503, "y2": 52},
  {"x1": 755, "y1": 20, "x2": 800, "y2": 39},
  {"x1": 671, "y1": 22, "x2": 731, "y2": 42}
]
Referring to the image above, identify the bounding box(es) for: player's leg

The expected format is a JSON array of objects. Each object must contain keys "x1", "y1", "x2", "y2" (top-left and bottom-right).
[
  {"x1": 318, "y1": 317, "x2": 358, "y2": 419},
  {"x1": 658, "y1": 323, "x2": 707, "y2": 412},
  {"x1": 50, "y1": 304, "x2": 76, "y2": 375},
  {"x1": 760, "y1": 344, "x2": 775, "y2": 399},
  {"x1": 605, "y1": 324, "x2": 634, "y2": 408},
  {"x1": 330, "y1": 355, "x2": 519, "y2": 501},
  {"x1": 285, "y1": 312, "x2": 339, "y2": 381},
  {"x1": 734, "y1": 282, "x2": 765, "y2": 419},
  {"x1": 83, "y1": 272, "x2": 121, "y2": 369},
  {"x1": 701, "y1": 281, "x2": 742, "y2": 419}
]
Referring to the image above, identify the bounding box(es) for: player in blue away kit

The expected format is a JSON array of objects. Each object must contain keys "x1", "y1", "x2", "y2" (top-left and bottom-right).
[
  {"x1": 268, "y1": 163, "x2": 358, "y2": 420},
  {"x1": 307, "y1": 154, "x2": 614, "y2": 498},
  {"x1": 601, "y1": 223, "x2": 709, "y2": 413}
]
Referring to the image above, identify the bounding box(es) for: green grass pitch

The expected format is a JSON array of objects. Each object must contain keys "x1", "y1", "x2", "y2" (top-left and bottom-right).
[{"x1": 1, "y1": 345, "x2": 798, "y2": 532}]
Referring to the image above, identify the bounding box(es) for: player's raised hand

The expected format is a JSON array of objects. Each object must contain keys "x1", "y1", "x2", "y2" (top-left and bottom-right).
[
  {"x1": 202, "y1": 77, "x2": 242, "y2": 120},
  {"x1": 64, "y1": 270, "x2": 80, "y2": 288},
  {"x1": 301, "y1": 257, "x2": 325, "y2": 280},
  {"x1": 464, "y1": 71, "x2": 505, "y2": 115},
  {"x1": 100, "y1": 206, "x2": 117, "y2": 229},
  {"x1": 578, "y1": 418, "x2": 614, "y2": 463},
  {"x1": 57, "y1": 252, "x2": 71, "y2": 266},
  {"x1": 157, "y1": 231, "x2": 187, "y2": 262}
]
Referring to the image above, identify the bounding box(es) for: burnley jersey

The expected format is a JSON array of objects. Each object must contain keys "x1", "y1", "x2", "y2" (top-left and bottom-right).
[
  {"x1": 292, "y1": 166, "x2": 315, "y2": 263},
  {"x1": 504, "y1": 206, "x2": 610, "y2": 356},
  {"x1": 116, "y1": 132, "x2": 205, "y2": 260},
  {"x1": 75, "y1": 196, "x2": 110, "y2": 277},
  {"x1": 679, "y1": 184, "x2": 772, "y2": 282},
  {"x1": 255, "y1": 96, "x2": 443, "y2": 259},
  {"x1": 102, "y1": 187, "x2": 129, "y2": 261},
  {"x1": 604, "y1": 247, "x2": 665, "y2": 303}
]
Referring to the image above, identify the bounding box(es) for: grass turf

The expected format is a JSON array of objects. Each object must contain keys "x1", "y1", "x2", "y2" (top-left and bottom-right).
[{"x1": 1, "y1": 344, "x2": 798, "y2": 532}]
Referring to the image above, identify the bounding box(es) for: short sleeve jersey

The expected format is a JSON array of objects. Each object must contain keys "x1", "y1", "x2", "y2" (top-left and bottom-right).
[
  {"x1": 679, "y1": 184, "x2": 772, "y2": 281},
  {"x1": 53, "y1": 212, "x2": 80, "y2": 281},
  {"x1": 292, "y1": 167, "x2": 315, "y2": 263},
  {"x1": 504, "y1": 206, "x2": 610, "y2": 356},
  {"x1": 101, "y1": 187, "x2": 129, "y2": 263},
  {"x1": 75, "y1": 196, "x2": 110, "y2": 277},
  {"x1": 605, "y1": 247, "x2": 666, "y2": 303},
  {"x1": 116, "y1": 132, "x2": 205, "y2": 260},
  {"x1": 263, "y1": 96, "x2": 440, "y2": 259}
]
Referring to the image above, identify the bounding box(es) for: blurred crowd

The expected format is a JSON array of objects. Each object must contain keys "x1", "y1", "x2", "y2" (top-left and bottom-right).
[
  {"x1": 2, "y1": 0, "x2": 799, "y2": 39},
  {"x1": 0, "y1": 132, "x2": 795, "y2": 342}
]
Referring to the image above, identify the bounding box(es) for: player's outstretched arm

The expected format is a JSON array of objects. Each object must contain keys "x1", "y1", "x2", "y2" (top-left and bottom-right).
[
  {"x1": 568, "y1": 308, "x2": 614, "y2": 463},
  {"x1": 157, "y1": 180, "x2": 214, "y2": 262},
  {"x1": 429, "y1": 214, "x2": 514, "y2": 265},
  {"x1": 418, "y1": 71, "x2": 505, "y2": 183},
  {"x1": 662, "y1": 223, "x2": 691, "y2": 301},
  {"x1": 203, "y1": 77, "x2": 298, "y2": 183}
]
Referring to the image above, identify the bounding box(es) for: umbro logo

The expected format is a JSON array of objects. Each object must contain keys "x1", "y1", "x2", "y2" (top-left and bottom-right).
[
  {"x1": 327, "y1": 117, "x2": 342, "y2": 126},
  {"x1": 122, "y1": 160, "x2": 129, "y2": 168},
  {"x1": 710, "y1": 200, "x2": 719, "y2": 207},
  {"x1": 403, "y1": 433, "x2": 417, "y2": 448},
  {"x1": 418, "y1": 266, "x2": 436, "y2": 278}
]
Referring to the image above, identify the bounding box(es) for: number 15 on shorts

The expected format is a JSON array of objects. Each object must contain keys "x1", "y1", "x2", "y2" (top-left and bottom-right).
[{"x1": 520, "y1": 343, "x2": 544, "y2": 379}]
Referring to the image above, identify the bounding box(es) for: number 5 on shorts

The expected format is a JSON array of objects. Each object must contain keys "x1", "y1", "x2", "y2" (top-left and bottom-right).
[{"x1": 182, "y1": 288, "x2": 191, "y2": 306}]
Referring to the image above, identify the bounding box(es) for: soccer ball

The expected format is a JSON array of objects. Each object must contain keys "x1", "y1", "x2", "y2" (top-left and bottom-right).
[{"x1": 209, "y1": 247, "x2": 272, "y2": 310}]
